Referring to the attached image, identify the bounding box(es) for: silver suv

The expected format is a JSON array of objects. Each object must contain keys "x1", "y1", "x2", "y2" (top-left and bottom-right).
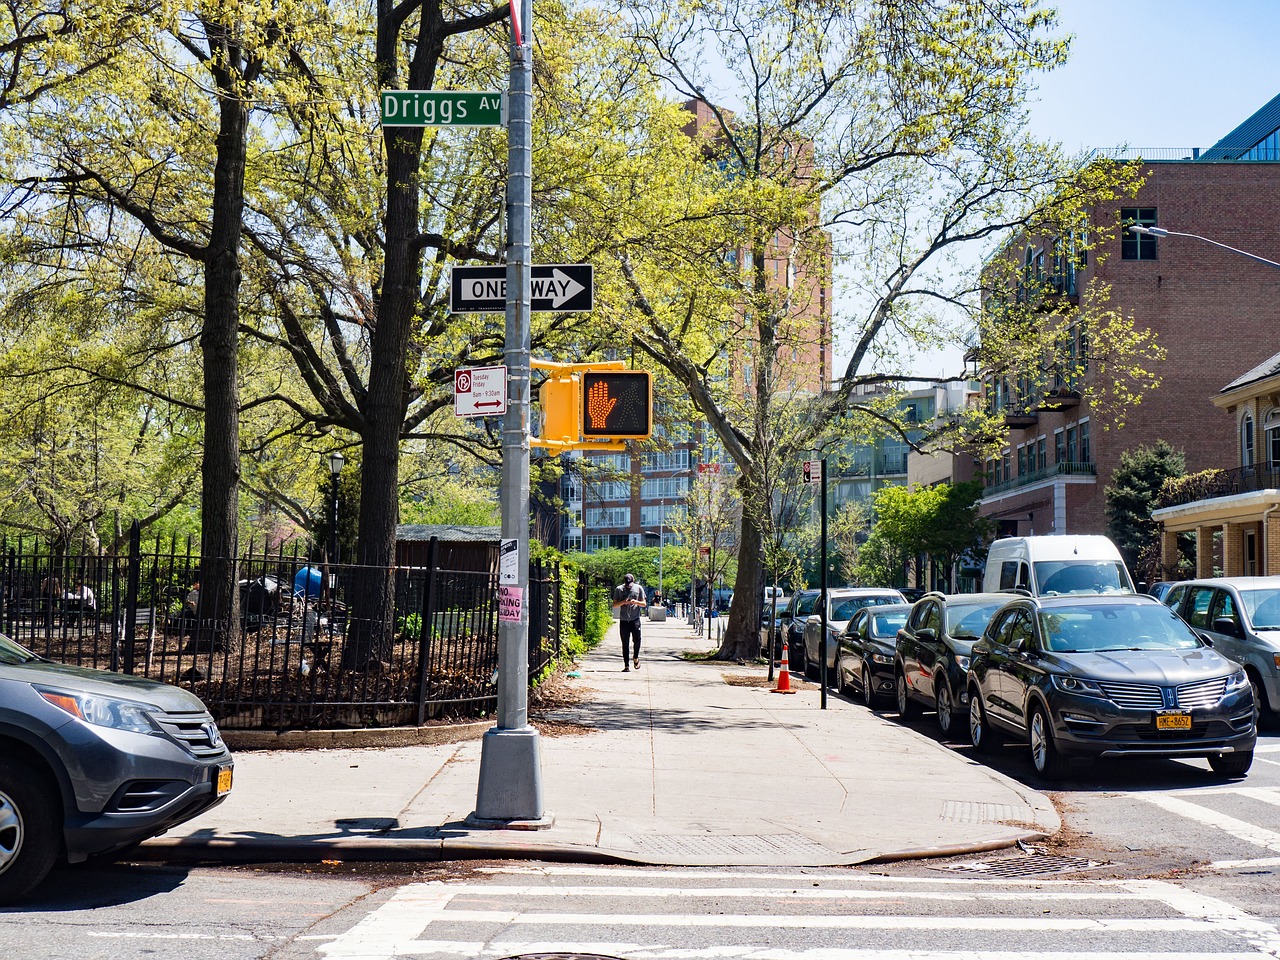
[
  {"x1": 0, "y1": 632, "x2": 233, "y2": 901},
  {"x1": 1165, "y1": 577, "x2": 1280, "y2": 725}
]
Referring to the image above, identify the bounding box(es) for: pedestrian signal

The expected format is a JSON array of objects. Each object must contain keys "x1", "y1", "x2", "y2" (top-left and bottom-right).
[
  {"x1": 581, "y1": 371, "x2": 651, "y2": 439},
  {"x1": 538, "y1": 375, "x2": 581, "y2": 444}
]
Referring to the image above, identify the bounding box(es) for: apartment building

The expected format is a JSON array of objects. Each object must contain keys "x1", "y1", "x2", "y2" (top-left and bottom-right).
[{"x1": 975, "y1": 92, "x2": 1280, "y2": 540}]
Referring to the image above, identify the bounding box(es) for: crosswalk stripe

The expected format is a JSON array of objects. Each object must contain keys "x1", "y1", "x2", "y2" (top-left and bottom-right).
[
  {"x1": 1128, "y1": 792, "x2": 1280, "y2": 853},
  {"x1": 395, "y1": 946, "x2": 1267, "y2": 960},
  {"x1": 445, "y1": 884, "x2": 1146, "y2": 902}
]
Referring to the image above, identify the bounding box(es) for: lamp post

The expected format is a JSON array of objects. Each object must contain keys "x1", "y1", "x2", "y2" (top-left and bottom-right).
[
  {"x1": 1128, "y1": 225, "x2": 1280, "y2": 270},
  {"x1": 327, "y1": 450, "x2": 345, "y2": 564}
]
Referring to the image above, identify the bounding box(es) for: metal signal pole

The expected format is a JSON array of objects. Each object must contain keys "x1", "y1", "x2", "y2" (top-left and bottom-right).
[{"x1": 471, "y1": 0, "x2": 548, "y2": 826}]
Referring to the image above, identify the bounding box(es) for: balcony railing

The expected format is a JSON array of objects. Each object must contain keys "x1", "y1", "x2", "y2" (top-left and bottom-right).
[
  {"x1": 984, "y1": 460, "x2": 1096, "y2": 497},
  {"x1": 1158, "y1": 465, "x2": 1280, "y2": 509}
]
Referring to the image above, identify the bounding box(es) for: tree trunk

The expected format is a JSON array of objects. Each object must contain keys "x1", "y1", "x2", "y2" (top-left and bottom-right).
[
  {"x1": 199, "y1": 53, "x2": 247, "y2": 651},
  {"x1": 717, "y1": 509, "x2": 764, "y2": 661}
]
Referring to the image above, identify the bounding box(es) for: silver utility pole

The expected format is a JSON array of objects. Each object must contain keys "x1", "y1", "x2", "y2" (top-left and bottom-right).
[{"x1": 471, "y1": 0, "x2": 548, "y2": 826}]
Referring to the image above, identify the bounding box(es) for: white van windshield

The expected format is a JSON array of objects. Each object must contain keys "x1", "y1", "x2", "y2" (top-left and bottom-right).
[{"x1": 1035, "y1": 561, "x2": 1131, "y2": 596}]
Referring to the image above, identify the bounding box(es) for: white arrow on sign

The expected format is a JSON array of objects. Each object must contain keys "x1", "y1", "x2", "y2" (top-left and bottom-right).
[{"x1": 531, "y1": 268, "x2": 585, "y2": 308}]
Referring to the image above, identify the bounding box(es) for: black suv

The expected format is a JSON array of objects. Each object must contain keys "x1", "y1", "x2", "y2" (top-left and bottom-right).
[
  {"x1": 0, "y1": 632, "x2": 233, "y2": 901},
  {"x1": 775, "y1": 589, "x2": 821, "y2": 673}
]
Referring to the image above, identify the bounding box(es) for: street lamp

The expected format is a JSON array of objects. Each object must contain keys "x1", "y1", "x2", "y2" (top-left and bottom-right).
[
  {"x1": 1128, "y1": 225, "x2": 1280, "y2": 270},
  {"x1": 327, "y1": 450, "x2": 345, "y2": 563}
]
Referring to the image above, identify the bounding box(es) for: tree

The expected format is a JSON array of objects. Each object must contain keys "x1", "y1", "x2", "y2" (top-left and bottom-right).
[
  {"x1": 609, "y1": 0, "x2": 1151, "y2": 660},
  {"x1": 1105, "y1": 440, "x2": 1186, "y2": 580}
]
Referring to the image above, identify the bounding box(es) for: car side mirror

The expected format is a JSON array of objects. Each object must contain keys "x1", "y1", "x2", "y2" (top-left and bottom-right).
[
  {"x1": 915, "y1": 627, "x2": 936, "y2": 642},
  {"x1": 1211, "y1": 617, "x2": 1241, "y2": 638},
  {"x1": 1008, "y1": 636, "x2": 1027, "y2": 654}
]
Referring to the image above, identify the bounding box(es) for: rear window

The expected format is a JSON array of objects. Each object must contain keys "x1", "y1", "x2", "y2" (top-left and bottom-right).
[
  {"x1": 796, "y1": 593, "x2": 818, "y2": 616},
  {"x1": 832, "y1": 595, "x2": 900, "y2": 621},
  {"x1": 870, "y1": 612, "x2": 909, "y2": 636},
  {"x1": 1240, "y1": 587, "x2": 1280, "y2": 630}
]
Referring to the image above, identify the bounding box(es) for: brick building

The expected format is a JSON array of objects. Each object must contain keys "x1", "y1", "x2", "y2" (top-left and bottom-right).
[{"x1": 975, "y1": 93, "x2": 1280, "y2": 544}]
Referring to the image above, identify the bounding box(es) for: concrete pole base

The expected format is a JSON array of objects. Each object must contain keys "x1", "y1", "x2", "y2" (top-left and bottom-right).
[{"x1": 470, "y1": 725, "x2": 550, "y2": 827}]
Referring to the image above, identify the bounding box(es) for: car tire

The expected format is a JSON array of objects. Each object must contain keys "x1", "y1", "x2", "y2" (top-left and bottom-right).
[
  {"x1": 861, "y1": 666, "x2": 878, "y2": 707},
  {"x1": 1028, "y1": 702, "x2": 1070, "y2": 781},
  {"x1": 895, "y1": 670, "x2": 920, "y2": 719},
  {"x1": 0, "y1": 758, "x2": 61, "y2": 903},
  {"x1": 935, "y1": 680, "x2": 958, "y2": 737},
  {"x1": 969, "y1": 689, "x2": 998, "y2": 754},
  {"x1": 1246, "y1": 669, "x2": 1273, "y2": 730},
  {"x1": 1207, "y1": 751, "x2": 1253, "y2": 778},
  {"x1": 834, "y1": 652, "x2": 848, "y2": 695}
]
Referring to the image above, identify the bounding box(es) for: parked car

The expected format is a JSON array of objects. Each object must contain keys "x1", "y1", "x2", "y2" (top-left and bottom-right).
[
  {"x1": 804, "y1": 588, "x2": 907, "y2": 684},
  {"x1": 1164, "y1": 577, "x2": 1280, "y2": 725},
  {"x1": 0, "y1": 632, "x2": 233, "y2": 901},
  {"x1": 1147, "y1": 581, "x2": 1177, "y2": 602},
  {"x1": 894, "y1": 592, "x2": 1009, "y2": 736},
  {"x1": 836, "y1": 603, "x2": 912, "y2": 705},
  {"x1": 967, "y1": 594, "x2": 1255, "y2": 780},
  {"x1": 775, "y1": 589, "x2": 821, "y2": 673}
]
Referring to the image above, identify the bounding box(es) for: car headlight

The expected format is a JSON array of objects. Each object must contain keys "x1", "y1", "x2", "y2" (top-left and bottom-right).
[
  {"x1": 1225, "y1": 669, "x2": 1250, "y2": 693},
  {"x1": 1049, "y1": 674, "x2": 1106, "y2": 697},
  {"x1": 954, "y1": 655, "x2": 970, "y2": 672},
  {"x1": 871, "y1": 652, "x2": 894, "y2": 664},
  {"x1": 39, "y1": 689, "x2": 157, "y2": 734}
]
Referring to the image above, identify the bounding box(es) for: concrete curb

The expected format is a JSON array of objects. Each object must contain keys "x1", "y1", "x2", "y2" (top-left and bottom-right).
[{"x1": 222, "y1": 719, "x2": 492, "y2": 751}]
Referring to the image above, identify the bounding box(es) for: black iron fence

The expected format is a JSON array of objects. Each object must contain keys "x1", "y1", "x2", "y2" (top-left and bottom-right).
[{"x1": 0, "y1": 524, "x2": 577, "y2": 730}]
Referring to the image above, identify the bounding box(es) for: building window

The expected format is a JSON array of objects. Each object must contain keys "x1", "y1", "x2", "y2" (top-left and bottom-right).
[
  {"x1": 1017, "y1": 444, "x2": 1027, "y2": 477},
  {"x1": 1036, "y1": 436, "x2": 1047, "y2": 471},
  {"x1": 1066, "y1": 424, "x2": 1078, "y2": 463},
  {"x1": 1054, "y1": 429, "x2": 1065, "y2": 464},
  {"x1": 1079, "y1": 419, "x2": 1091, "y2": 464},
  {"x1": 586, "y1": 506, "x2": 631, "y2": 528},
  {"x1": 641, "y1": 477, "x2": 689, "y2": 500},
  {"x1": 1120, "y1": 207, "x2": 1158, "y2": 260},
  {"x1": 1266, "y1": 411, "x2": 1280, "y2": 470},
  {"x1": 1243, "y1": 413, "x2": 1255, "y2": 468},
  {"x1": 585, "y1": 535, "x2": 609, "y2": 553},
  {"x1": 561, "y1": 535, "x2": 582, "y2": 552}
]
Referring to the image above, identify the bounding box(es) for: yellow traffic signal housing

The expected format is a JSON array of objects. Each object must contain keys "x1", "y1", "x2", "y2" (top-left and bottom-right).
[
  {"x1": 581, "y1": 371, "x2": 652, "y2": 440},
  {"x1": 538, "y1": 374, "x2": 581, "y2": 444}
]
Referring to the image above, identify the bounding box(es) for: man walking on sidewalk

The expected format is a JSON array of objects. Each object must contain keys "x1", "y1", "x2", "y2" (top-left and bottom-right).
[{"x1": 614, "y1": 573, "x2": 646, "y2": 671}]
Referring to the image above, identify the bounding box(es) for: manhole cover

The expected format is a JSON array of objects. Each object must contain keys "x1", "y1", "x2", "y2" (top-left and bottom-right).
[
  {"x1": 935, "y1": 854, "x2": 1108, "y2": 878},
  {"x1": 500, "y1": 955, "x2": 629, "y2": 959}
]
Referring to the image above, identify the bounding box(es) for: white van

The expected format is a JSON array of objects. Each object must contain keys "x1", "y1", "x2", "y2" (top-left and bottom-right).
[{"x1": 982, "y1": 535, "x2": 1136, "y2": 596}]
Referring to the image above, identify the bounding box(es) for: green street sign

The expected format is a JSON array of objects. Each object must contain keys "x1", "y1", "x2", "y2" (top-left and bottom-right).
[{"x1": 379, "y1": 90, "x2": 504, "y2": 128}]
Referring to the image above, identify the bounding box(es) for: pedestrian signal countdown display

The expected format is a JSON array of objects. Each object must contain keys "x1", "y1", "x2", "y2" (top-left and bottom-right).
[{"x1": 581, "y1": 371, "x2": 651, "y2": 440}]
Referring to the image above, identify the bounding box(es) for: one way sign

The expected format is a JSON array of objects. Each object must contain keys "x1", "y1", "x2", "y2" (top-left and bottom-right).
[{"x1": 449, "y1": 264, "x2": 593, "y2": 314}]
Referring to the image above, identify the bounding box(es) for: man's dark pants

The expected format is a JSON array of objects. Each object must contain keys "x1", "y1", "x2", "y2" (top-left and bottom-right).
[{"x1": 620, "y1": 617, "x2": 641, "y2": 667}]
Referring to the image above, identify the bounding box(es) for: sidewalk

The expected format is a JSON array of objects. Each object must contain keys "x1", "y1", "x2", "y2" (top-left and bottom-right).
[{"x1": 140, "y1": 614, "x2": 1058, "y2": 867}]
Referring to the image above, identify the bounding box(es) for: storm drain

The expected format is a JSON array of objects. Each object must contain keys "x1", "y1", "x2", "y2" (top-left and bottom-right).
[
  {"x1": 636, "y1": 833, "x2": 832, "y2": 858},
  {"x1": 500, "y1": 955, "x2": 628, "y2": 960},
  {"x1": 935, "y1": 854, "x2": 1108, "y2": 878}
]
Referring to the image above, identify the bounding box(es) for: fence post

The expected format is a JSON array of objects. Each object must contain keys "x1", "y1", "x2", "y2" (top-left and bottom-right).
[
  {"x1": 554, "y1": 561, "x2": 563, "y2": 657},
  {"x1": 122, "y1": 520, "x2": 141, "y2": 675},
  {"x1": 415, "y1": 536, "x2": 440, "y2": 727}
]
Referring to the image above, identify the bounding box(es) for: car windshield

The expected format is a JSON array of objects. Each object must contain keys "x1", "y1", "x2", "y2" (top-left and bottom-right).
[
  {"x1": 796, "y1": 594, "x2": 818, "y2": 615},
  {"x1": 0, "y1": 633, "x2": 40, "y2": 665},
  {"x1": 831, "y1": 596, "x2": 897, "y2": 621},
  {"x1": 1035, "y1": 561, "x2": 1131, "y2": 595},
  {"x1": 1239, "y1": 587, "x2": 1280, "y2": 630},
  {"x1": 869, "y1": 612, "x2": 909, "y2": 637},
  {"x1": 945, "y1": 601, "x2": 1005, "y2": 639},
  {"x1": 1039, "y1": 602, "x2": 1203, "y2": 653}
]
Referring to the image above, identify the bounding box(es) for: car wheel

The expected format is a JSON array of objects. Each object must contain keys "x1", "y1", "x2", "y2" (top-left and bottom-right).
[
  {"x1": 1207, "y1": 751, "x2": 1253, "y2": 778},
  {"x1": 969, "y1": 689, "x2": 998, "y2": 754},
  {"x1": 0, "y1": 758, "x2": 61, "y2": 903},
  {"x1": 935, "y1": 680, "x2": 958, "y2": 737},
  {"x1": 1246, "y1": 669, "x2": 1272, "y2": 730},
  {"x1": 895, "y1": 670, "x2": 920, "y2": 719},
  {"x1": 1028, "y1": 703, "x2": 1070, "y2": 781},
  {"x1": 861, "y1": 666, "x2": 878, "y2": 707}
]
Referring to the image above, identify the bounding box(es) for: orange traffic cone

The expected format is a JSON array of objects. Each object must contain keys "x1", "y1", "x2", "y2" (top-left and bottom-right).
[{"x1": 772, "y1": 642, "x2": 796, "y2": 694}]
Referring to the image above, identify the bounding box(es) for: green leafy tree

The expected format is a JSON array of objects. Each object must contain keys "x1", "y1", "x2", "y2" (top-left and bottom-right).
[{"x1": 1105, "y1": 440, "x2": 1187, "y2": 579}]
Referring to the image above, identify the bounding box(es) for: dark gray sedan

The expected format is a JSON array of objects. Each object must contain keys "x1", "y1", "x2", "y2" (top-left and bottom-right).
[
  {"x1": 967, "y1": 594, "x2": 1256, "y2": 780},
  {"x1": 836, "y1": 604, "x2": 911, "y2": 706},
  {"x1": 0, "y1": 632, "x2": 232, "y2": 901}
]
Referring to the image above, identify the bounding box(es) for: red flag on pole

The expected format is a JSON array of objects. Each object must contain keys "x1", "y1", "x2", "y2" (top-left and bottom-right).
[{"x1": 508, "y1": 0, "x2": 523, "y2": 46}]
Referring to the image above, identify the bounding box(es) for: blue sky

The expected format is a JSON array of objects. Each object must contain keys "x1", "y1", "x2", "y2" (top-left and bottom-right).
[{"x1": 892, "y1": 0, "x2": 1280, "y2": 379}]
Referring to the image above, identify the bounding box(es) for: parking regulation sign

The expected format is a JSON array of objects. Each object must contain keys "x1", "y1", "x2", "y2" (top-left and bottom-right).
[
  {"x1": 454, "y1": 365, "x2": 507, "y2": 418},
  {"x1": 802, "y1": 459, "x2": 822, "y2": 485}
]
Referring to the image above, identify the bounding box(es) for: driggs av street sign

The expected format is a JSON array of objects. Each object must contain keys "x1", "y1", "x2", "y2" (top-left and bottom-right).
[{"x1": 380, "y1": 91, "x2": 504, "y2": 127}]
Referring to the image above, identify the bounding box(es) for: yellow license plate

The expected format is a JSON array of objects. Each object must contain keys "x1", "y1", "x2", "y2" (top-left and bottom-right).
[
  {"x1": 216, "y1": 766, "x2": 233, "y2": 796},
  {"x1": 1156, "y1": 712, "x2": 1192, "y2": 731}
]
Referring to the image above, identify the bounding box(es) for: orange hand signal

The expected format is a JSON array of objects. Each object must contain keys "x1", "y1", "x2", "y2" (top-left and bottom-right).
[{"x1": 587, "y1": 379, "x2": 618, "y2": 430}]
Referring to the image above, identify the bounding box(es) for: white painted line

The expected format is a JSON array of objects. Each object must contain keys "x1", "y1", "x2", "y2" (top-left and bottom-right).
[
  {"x1": 1211, "y1": 856, "x2": 1280, "y2": 871},
  {"x1": 1127, "y1": 792, "x2": 1280, "y2": 853},
  {"x1": 445, "y1": 884, "x2": 1144, "y2": 903},
  {"x1": 480, "y1": 865, "x2": 1137, "y2": 887},
  {"x1": 399, "y1": 947, "x2": 1265, "y2": 960},
  {"x1": 370, "y1": 909, "x2": 1239, "y2": 932},
  {"x1": 1121, "y1": 879, "x2": 1280, "y2": 957},
  {"x1": 1253, "y1": 744, "x2": 1280, "y2": 753},
  {"x1": 319, "y1": 886, "x2": 454, "y2": 959}
]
